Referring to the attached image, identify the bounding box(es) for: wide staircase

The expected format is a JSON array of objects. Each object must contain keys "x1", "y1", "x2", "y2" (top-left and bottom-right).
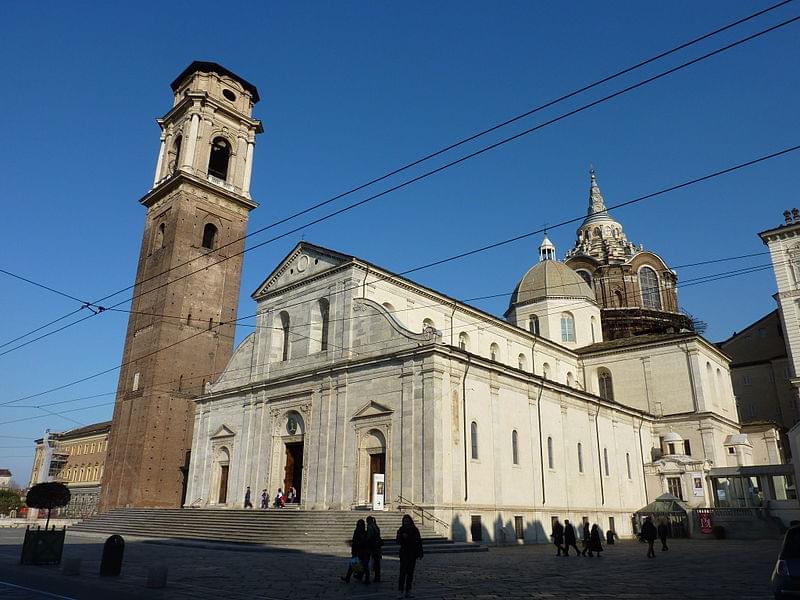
[{"x1": 69, "y1": 508, "x2": 486, "y2": 554}]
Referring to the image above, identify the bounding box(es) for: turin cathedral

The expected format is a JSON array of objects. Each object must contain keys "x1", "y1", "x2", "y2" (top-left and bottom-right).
[{"x1": 99, "y1": 62, "x2": 786, "y2": 542}]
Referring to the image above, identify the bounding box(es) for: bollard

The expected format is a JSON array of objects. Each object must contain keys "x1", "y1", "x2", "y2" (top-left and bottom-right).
[
  {"x1": 99, "y1": 535, "x2": 125, "y2": 576},
  {"x1": 62, "y1": 557, "x2": 82, "y2": 575},
  {"x1": 146, "y1": 565, "x2": 168, "y2": 589}
]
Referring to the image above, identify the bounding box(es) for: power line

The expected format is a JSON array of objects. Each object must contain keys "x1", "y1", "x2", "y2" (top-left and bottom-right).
[{"x1": 4, "y1": 8, "x2": 797, "y2": 356}]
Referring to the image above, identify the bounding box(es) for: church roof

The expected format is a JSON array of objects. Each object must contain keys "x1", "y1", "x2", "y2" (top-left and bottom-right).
[
  {"x1": 171, "y1": 61, "x2": 260, "y2": 103},
  {"x1": 508, "y1": 260, "x2": 596, "y2": 307}
]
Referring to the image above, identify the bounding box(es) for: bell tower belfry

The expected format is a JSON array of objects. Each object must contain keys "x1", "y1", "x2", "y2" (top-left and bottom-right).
[{"x1": 100, "y1": 62, "x2": 262, "y2": 510}]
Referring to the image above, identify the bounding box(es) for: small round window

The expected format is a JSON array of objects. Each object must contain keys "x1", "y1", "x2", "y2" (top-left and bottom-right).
[
  {"x1": 287, "y1": 416, "x2": 298, "y2": 435},
  {"x1": 222, "y1": 89, "x2": 237, "y2": 102}
]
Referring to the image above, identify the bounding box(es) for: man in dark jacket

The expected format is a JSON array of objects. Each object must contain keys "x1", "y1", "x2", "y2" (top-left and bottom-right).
[
  {"x1": 657, "y1": 519, "x2": 669, "y2": 551},
  {"x1": 563, "y1": 520, "x2": 579, "y2": 556},
  {"x1": 396, "y1": 515, "x2": 423, "y2": 598},
  {"x1": 581, "y1": 521, "x2": 592, "y2": 556},
  {"x1": 551, "y1": 519, "x2": 565, "y2": 556},
  {"x1": 366, "y1": 516, "x2": 383, "y2": 583},
  {"x1": 641, "y1": 517, "x2": 658, "y2": 558}
]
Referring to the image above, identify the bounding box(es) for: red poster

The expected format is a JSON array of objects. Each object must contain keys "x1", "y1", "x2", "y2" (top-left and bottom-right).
[{"x1": 698, "y1": 512, "x2": 713, "y2": 534}]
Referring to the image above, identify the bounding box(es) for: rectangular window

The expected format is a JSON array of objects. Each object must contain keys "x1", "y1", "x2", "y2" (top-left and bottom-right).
[
  {"x1": 560, "y1": 316, "x2": 576, "y2": 342},
  {"x1": 132, "y1": 371, "x2": 140, "y2": 391},
  {"x1": 667, "y1": 476, "x2": 684, "y2": 500},
  {"x1": 683, "y1": 440, "x2": 691, "y2": 456},
  {"x1": 742, "y1": 375, "x2": 752, "y2": 386},
  {"x1": 514, "y1": 516, "x2": 524, "y2": 540},
  {"x1": 608, "y1": 516, "x2": 616, "y2": 533},
  {"x1": 728, "y1": 446, "x2": 736, "y2": 455},
  {"x1": 550, "y1": 516, "x2": 559, "y2": 532}
]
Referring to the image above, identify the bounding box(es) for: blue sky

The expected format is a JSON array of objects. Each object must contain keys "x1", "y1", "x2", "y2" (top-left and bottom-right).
[{"x1": 1, "y1": 1, "x2": 798, "y2": 483}]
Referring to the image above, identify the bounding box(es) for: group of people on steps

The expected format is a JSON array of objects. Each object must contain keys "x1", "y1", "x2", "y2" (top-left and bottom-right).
[{"x1": 342, "y1": 514, "x2": 423, "y2": 599}]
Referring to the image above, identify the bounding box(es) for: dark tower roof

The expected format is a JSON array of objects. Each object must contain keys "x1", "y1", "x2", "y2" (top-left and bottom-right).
[{"x1": 171, "y1": 61, "x2": 260, "y2": 103}]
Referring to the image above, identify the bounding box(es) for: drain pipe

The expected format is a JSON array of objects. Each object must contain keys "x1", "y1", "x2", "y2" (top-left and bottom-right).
[
  {"x1": 637, "y1": 418, "x2": 649, "y2": 502},
  {"x1": 462, "y1": 356, "x2": 471, "y2": 502}
]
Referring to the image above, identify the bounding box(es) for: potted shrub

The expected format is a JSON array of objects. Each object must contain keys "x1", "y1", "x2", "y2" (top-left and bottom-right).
[{"x1": 20, "y1": 482, "x2": 71, "y2": 565}]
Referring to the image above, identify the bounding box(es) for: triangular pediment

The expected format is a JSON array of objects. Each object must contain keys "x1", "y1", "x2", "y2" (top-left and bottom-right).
[
  {"x1": 352, "y1": 400, "x2": 394, "y2": 420},
  {"x1": 251, "y1": 242, "x2": 354, "y2": 299},
  {"x1": 211, "y1": 424, "x2": 236, "y2": 439}
]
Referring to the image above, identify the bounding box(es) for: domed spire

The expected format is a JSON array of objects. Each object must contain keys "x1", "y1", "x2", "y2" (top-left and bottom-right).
[
  {"x1": 539, "y1": 235, "x2": 556, "y2": 262},
  {"x1": 588, "y1": 167, "x2": 608, "y2": 216}
]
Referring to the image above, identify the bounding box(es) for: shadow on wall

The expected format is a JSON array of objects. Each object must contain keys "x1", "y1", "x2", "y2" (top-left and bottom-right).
[
  {"x1": 451, "y1": 514, "x2": 467, "y2": 542},
  {"x1": 450, "y1": 514, "x2": 546, "y2": 545}
]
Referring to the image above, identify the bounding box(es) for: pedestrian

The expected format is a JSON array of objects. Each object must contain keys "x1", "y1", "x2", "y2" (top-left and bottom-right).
[
  {"x1": 342, "y1": 519, "x2": 371, "y2": 584},
  {"x1": 641, "y1": 516, "x2": 657, "y2": 558},
  {"x1": 260, "y1": 489, "x2": 268, "y2": 509},
  {"x1": 563, "y1": 520, "x2": 579, "y2": 556},
  {"x1": 274, "y1": 488, "x2": 285, "y2": 508},
  {"x1": 581, "y1": 521, "x2": 591, "y2": 556},
  {"x1": 244, "y1": 486, "x2": 253, "y2": 509},
  {"x1": 366, "y1": 515, "x2": 383, "y2": 583},
  {"x1": 287, "y1": 487, "x2": 296, "y2": 504},
  {"x1": 551, "y1": 519, "x2": 565, "y2": 556},
  {"x1": 289, "y1": 485, "x2": 299, "y2": 503},
  {"x1": 589, "y1": 524, "x2": 603, "y2": 557},
  {"x1": 606, "y1": 528, "x2": 616, "y2": 545},
  {"x1": 658, "y1": 519, "x2": 669, "y2": 551},
  {"x1": 396, "y1": 514, "x2": 423, "y2": 598}
]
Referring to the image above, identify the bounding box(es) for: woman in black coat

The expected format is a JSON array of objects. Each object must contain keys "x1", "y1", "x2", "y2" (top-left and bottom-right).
[
  {"x1": 342, "y1": 519, "x2": 371, "y2": 583},
  {"x1": 396, "y1": 514, "x2": 423, "y2": 597},
  {"x1": 589, "y1": 524, "x2": 603, "y2": 557}
]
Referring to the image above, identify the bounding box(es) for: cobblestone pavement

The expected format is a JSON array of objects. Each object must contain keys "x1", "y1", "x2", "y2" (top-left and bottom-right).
[{"x1": 0, "y1": 530, "x2": 782, "y2": 599}]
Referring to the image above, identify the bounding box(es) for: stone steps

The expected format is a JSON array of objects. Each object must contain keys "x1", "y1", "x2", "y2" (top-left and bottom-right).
[{"x1": 70, "y1": 508, "x2": 486, "y2": 553}]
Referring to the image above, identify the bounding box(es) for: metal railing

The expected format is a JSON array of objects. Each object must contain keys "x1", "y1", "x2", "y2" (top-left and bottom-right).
[{"x1": 395, "y1": 495, "x2": 449, "y2": 530}]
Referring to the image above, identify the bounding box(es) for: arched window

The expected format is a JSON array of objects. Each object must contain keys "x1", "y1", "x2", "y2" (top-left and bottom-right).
[
  {"x1": 547, "y1": 436, "x2": 554, "y2": 469},
  {"x1": 422, "y1": 318, "x2": 435, "y2": 331},
  {"x1": 208, "y1": 137, "x2": 231, "y2": 180},
  {"x1": 613, "y1": 289, "x2": 624, "y2": 307},
  {"x1": 706, "y1": 362, "x2": 718, "y2": 407},
  {"x1": 639, "y1": 266, "x2": 662, "y2": 310},
  {"x1": 512, "y1": 430, "x2": 519, "y2": 465},
  {"x1": 518, "y1": 353, "x2": 527, "y2": 371},
  {"x1": 529, "y1": 315, "x2": 540, "y2": 335},
  {"x1": 598, "y1": 369, "x2": 614, "y2": 401},
  {"x1": 577, "y1": 270, "x2": 592, "y2": 287},
  {"x1": 626, "y1": 452, "x2": 632, "y2": 479},
  {"x1": 279, "y1": 311, "x2": 291, "y2": 361},
  {"x1": 459, "y1": 332, "x2": 469, "y2": 351},
  {"x1": 542, "y1": 362, "x2": 551, "y2": 379},
  {"x1": 566, "y1": 372, "x2": 574, "y2": 387},
  {"x1": 560, "y1": 312, "x2": 576, "y2": 342},
  {"x1": 590, "y1": 315, "x2": 597, "y2": 343},
  {"x1": 202, "y1": 223, "x2": 218, "y2": 249},
  {"x1": 490, "y1": 343, "x2": 500, "y2": 362},
  {"x1": 319, "y1": 299, "x2": 330, "y2": 351},
  {"x1": 169, "y1": 135, "x2": 182, "y2": 173},
  {"x1": 470, "y1": 421, "x2": 479, "y2": 460},
  {"x1": 155, "y1": 223, "x2": 165, "y2": 250},
  {"x1": 577, "y1": 442, "x2": 584, "y2": 473},
  {"x1": 603, "y1": 447, "x2": 610, "y2": 476}
]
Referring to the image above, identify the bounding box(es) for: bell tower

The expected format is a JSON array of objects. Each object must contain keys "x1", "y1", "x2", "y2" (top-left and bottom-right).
[{"x1": 100, "y1": 62, "x2": 262, "y2": 510}]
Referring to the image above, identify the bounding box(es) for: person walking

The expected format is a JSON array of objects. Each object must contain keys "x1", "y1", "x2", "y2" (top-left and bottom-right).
[
  {"x1": 244, "y1": 486, "x2": 253, "y2": 509},
  {"x1": 366, "y1": 515, "x2": 383, "y2": 583},
  {"x1": 641, "y1": 516, "x2": 658, "y2": 558},
  {"x1": 589, "y1": 524, "x2": 603, "y2": 557},
  {"x1": 342, "y1": 519, "x2": 371, "y2": 584},
  {"x1": 260, "y1": 489, "x2": 268, "y2": 509},
  {"x1": 657, "y1": 519, "x2": 669, "y2": 552},
  {"x1": 396, "y1": 514, "x2": 423, "y2": 598},
  {"x1": 581, "y1": 521, "x2": 592, "y2": 556},
  {"x1": 551, "y1": 519, "x2": 565, "y2": 556},
  {"x1": 563, "y1": 520, "x2": 579, "y2": 556},
  {"x1": 274, "y1": 488, "x2": 285, "y2": 508}
]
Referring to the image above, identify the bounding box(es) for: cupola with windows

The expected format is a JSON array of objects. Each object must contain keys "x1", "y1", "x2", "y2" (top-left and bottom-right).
[
  {"x1": 505, "y1": 236, "x2": 603, "y2": 347},
  {"x1": 564, "y1": 169, "x2": 693, "y2": 340}
]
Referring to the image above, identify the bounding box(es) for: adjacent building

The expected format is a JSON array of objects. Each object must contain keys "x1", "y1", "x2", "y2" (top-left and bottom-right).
[
  {"x1": 0, "y1": 469, "x2": 11, "y2": 489},
  {"x1": 28, "y1": 422, "x2": 111, "y2": 517}
]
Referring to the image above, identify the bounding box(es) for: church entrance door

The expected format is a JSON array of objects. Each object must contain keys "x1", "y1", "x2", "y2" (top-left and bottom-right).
[
  {"x1": 284, "y1": 442, "x2": 304, "y2": 501},
  {"x1": 218, "y1": 465, "x2": 229, "y2": 504},
  {"x1": 369, "y1": 452, "x2": 386, "y2": 502}
]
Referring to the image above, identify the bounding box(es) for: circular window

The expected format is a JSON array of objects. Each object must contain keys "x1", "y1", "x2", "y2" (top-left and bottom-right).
[
  {"x1": 287, "y1": 416, "x2": 298, "y2": 435},
  {"x1": 222, "y1": 89, "x2": 237, "y2": 102}
]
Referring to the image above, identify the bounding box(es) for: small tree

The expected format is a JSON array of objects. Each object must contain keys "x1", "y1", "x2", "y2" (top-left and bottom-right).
[
  {"x1": 0, "y1": 489, "x2": 22, "y2": 516},
  {"x1": 25, "y1": 482, "x2": 71, "y2": 529}
]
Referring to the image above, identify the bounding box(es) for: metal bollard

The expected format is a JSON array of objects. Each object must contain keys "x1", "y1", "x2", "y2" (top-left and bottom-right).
[
  {"x1": 146, "y1": 565, "x2": 168, "y2": 589},
  {"x1": 62, "y1": 557, "x2": 82, "y2": 575},
  {"x1": 99, "y1": 535, "x2": 125, "y2": 576}
]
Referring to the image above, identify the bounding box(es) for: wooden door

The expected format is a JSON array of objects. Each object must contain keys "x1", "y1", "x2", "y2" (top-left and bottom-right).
[
  {"x1": 219, "y1": 465, "x2": 229, "y2": 504},
  {"x1": 284, "y1": 442, "x2": 304, "y2": 501}
]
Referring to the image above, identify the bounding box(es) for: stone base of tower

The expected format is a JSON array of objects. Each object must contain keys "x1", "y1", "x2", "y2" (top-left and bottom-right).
[{"x1": 600, "y1": 307, "x2": 693, "y2": 341}]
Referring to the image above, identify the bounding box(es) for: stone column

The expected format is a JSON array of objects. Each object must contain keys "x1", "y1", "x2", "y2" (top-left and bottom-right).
[
  {"x1": 181, "y1": 113, "x2": 200, "y2": 172},
  {"x1": 242, "y1": 139, "x2": 255, "y2": 195},
  {"x1": 153, "y1": 134, "x2": 166, "y2": 186}
]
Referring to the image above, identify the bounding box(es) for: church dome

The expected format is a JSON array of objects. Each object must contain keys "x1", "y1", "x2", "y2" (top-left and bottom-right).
[{"x1": 509, "y1": 260, "x2": 596, "y2": 307}]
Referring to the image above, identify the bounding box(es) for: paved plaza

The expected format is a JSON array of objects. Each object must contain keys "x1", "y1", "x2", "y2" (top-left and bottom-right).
[{"x1": 0, "y1": 529, "x2": 782, "y2": 599}]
